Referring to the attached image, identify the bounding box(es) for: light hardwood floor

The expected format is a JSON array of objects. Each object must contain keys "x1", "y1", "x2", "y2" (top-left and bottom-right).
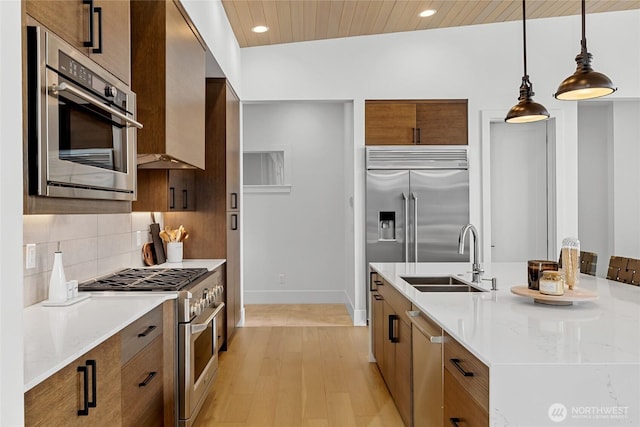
[{"x1": 193, "y1": 305, "x2": 404, "y2": 427}]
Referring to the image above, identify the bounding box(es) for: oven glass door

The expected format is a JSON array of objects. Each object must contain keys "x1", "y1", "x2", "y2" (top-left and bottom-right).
[
  {"x1": 193, "y1": 318, "x2": 215, "y2": 384},
  {"x1": 56, "y1": 76, "x2": 128, "y2": 174}
]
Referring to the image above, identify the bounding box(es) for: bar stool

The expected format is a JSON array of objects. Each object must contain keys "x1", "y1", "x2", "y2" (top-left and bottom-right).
[{"x1": 558, "y1": 250, "x2": 598, "y2": 276}]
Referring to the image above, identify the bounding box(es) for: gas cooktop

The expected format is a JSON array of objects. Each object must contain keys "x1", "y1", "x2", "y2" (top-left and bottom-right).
[{"x1": 79, "y1": 267, "x2": 210, "y2": 292}]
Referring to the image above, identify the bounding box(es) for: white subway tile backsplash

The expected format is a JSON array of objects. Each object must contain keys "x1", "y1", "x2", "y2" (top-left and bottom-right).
[
  {"x1": 98, "y1": 213, "x2": 131, "y2": 236},
  {"x1": 23, "y1": 215, "x2": 53, "y2": 244},
  {"x1": 97, "y1": 253, "x2": 131, "y2": 277},
  {"x1": 23, "y1": 212, "x2": 162, "y2": 307},
  {"x1": 50, "y1": 215, "x2": 98, "y2": 242}
]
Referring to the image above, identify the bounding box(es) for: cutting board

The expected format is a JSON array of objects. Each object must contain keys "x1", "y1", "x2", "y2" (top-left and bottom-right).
[{"x1": 150, "y1": 223, "x2": 166, "y2": 264}]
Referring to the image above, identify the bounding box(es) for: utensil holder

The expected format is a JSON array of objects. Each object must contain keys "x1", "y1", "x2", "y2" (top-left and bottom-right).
[{"x1": 166, "y1": 242, "x2": 183, "y2": 263}]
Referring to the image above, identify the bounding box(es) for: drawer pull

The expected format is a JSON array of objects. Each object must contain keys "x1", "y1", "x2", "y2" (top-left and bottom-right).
[
  {"x1": 450, "y1": 417, "x2": 461, "y2": 427},
  {"x1": 87, "y1": 360, "x2": 97, "y2": 408},
  {"x1": 374, "y1": 294, "x2": 383, "y2": 301},
  {"x1": 450, "y1": 358, "x2": 474, "y2": 377},
  {"x1": 137, "y1": 325, "x2": 157, "y2": 338},
  {"x1": 77, "y1": 365, "x2": 89, "y2": 416},
  {"x1": 138, "y1": 371, "x2": 158, "y2": 387}
]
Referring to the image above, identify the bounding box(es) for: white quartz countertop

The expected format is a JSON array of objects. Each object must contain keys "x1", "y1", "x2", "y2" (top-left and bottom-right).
[
  {"x1": 370, "y1": 262, "x2": 640, "y2": 367},
  {"x1": 24, "y1": 258, "x2": 226, "y2": 391}
]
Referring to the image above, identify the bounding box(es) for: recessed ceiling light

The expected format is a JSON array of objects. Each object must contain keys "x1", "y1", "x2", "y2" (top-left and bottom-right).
[
  {"x1": 419, "y1": 9, "x2": 437, "y2": 18},
  {"x1": 251, "y1": 25, "x2": 269, "y2": 33}
]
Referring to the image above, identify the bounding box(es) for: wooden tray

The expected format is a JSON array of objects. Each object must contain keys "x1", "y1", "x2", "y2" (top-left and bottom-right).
[{"x1": 510, "y1": 285, "x2": 598, "y2": 306}]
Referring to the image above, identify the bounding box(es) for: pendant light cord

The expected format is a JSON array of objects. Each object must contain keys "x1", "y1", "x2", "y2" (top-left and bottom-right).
[
  {"x1": 581, "y1": 0, "x2": 587, "y2": 54},
  {"x1": 522, "y1": 0, "x2": 528, "y2": 78}
]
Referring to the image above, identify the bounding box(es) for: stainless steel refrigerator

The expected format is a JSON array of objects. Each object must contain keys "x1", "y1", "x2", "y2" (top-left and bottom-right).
[{"x1": 366, "y1": 146, "x2": 470, "y2": 269}]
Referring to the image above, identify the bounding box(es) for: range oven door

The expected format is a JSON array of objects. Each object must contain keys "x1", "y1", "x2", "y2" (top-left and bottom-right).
[
  {"x1": 178, "y1": 302, "x2": 225, "y2": 426},
  {"x1": 27, "y1": 26, "x2": 142, "y2": 201}
]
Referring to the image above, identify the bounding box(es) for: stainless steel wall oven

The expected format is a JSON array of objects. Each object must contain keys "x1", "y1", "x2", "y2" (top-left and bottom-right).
[{"x1": 27, "y1": 26, "x2": 142, "y2": 201}]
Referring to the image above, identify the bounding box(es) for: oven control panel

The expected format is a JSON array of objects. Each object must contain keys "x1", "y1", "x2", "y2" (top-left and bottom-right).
[{"x1": 190, "y1": 284, "x2": 224, "y2": 317}]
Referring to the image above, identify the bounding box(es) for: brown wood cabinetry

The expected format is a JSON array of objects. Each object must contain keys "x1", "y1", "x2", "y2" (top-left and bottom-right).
[
  {"x1": 165, "y1": 79, "x2": 241, "y2": 348},
  {"x1": 373, "y1": 275, "x2": 412, "y2": 426},
  {"x1": 444, "y1": 331, "x2": 489, "y2": 427},
  {"x1": 25, "y1": 0, "x2": 130, "y2": 84},
  {"x1": 131, "y1": 0, "x2": 205, "y2": 169},
  {"x1": 133, "y1": 169, "x2": 196, "y2": 212},
  {"x1": 24, "y1": 334, "x2": 122, "y2": 426},
  {"x1": 365, "y1": 100, "x2": 468, "y2": 145}
]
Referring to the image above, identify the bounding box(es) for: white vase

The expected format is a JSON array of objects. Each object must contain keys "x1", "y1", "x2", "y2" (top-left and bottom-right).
[{"x1": 48, "y1": 251, "x2": 67, "y2": 302}]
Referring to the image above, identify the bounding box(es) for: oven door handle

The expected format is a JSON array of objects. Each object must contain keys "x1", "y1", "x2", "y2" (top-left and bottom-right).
[
  {"x1": 50, "y1": 83, "x2": 144, "y2": 129},
  {"x1": 190, "y1": 302, "x2": 225, "y2": 337}
]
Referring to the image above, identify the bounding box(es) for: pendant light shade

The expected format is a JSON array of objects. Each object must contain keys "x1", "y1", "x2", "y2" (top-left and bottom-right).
[
  {"x1": 554, "y1": 0, "x2": 617, "y2": 100},
  {"x1": 505, "y1": 0, "x2": 549, "y2": 124}
]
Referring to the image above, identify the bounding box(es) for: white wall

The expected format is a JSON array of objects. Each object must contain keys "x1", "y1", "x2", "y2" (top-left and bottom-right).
[
  {"x1": 1, "y1": 0, "x2": 25, "y2": 424},
  {"x1": 243, "y1": 102, "x2": 349, "y2": 306},
  {"x1": 240, "y1": 10, "x2": 640, "y2": 319}
]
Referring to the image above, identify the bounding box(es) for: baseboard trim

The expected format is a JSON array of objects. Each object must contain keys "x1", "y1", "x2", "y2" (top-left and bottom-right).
[{"x1": 243, "y1": 290, "x2": 348, "y2": 304}]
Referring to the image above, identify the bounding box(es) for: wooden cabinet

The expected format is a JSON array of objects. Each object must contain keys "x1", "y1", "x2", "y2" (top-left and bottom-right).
[
  {"x1": 24, "y1": 335, "x2": 122, "y2": 426},
  {"x1": 365, "y1": 100, "x2": 468, "y2": 145},
  {"x1": 133, "y1": 169, "x2": 196, "y2": 212},
  {"x1": 131, "y1": 0, "x2": 205, "y2": 169},
  {"x1": 121, "y1": 336, "x2": 164, "y2": 427},
  {"x1": 443, "y1": 332, "x2": 489, "y2": 427},
  {"x1": 25, "y1": 0, "x2": 130, "y2": 84},
  {"x1": 165, "y1": 79, "x2": 241, "y2": 348},
  {"x1": 374, "y1": 275, "x2": 412, "y2": 427}
]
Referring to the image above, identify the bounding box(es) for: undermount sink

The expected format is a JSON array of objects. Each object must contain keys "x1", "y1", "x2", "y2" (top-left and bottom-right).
[{"x1": 400, "y1": 275, "x2": 487, "y2": 292}]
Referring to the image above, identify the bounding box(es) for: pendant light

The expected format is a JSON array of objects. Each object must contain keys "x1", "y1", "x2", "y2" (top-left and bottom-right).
[
  {"x1": 553, "y1": 0, "x2": 616, "y2": 100},
  {"x1": 505, "y1": 0, "x2": 550, "y2": 124}
]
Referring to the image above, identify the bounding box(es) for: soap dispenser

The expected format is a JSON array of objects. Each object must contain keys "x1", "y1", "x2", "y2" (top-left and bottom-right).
[{"x1": 48, "y1": 242, "x2": 67, "y2": 302}]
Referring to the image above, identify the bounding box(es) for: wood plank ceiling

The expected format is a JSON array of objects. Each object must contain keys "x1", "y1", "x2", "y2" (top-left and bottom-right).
[{"x1": 221, "y1": 0, "x2": 640, "y2": 48}]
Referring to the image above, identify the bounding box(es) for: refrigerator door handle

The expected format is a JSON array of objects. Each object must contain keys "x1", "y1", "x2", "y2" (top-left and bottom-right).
[
  {"x1": 412, "y1": 192, "x2": 418, "y2": 262},
  {"x1": 402, "y1": 192, "x2": 409, "y2": 262}
]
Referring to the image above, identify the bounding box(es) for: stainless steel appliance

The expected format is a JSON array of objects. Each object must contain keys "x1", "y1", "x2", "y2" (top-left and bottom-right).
[
  {"x1": 27, "y1": 26, "x2": 142, "y2": 201},
  {"x1": 79, "y1": 267, "x2": 225, "y2": 427},
  {"x1": 366, "y1": 146, "x2": 470, "y2": 265}
]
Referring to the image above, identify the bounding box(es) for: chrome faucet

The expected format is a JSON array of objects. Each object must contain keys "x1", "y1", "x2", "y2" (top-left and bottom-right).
[{"x1": 458, "y1": 224, "x2": 483, "y2": 283}]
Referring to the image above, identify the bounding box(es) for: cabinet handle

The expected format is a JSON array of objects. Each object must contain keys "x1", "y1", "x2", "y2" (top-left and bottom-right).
[
  {"x1": 369, "y1": 272, "x2": 382, "y2": 291},
  {"x1": 374, "y1": 294, "x2": 383, "y2": 301},
  {"x1": 412, "y1": 127, "x2": 416, "y2": 144},
  {"x1": 92, "y1": 7, "x2": 103, "y2": 54},
  {"x1": 231, "y1": 192, "x2": 238, "y2": 209},
  {"x1": 450, "y1": 418, "x2": 461, "y2": 427},
  {"x1": 138, "y1": 371, "x2": 157, "y2": 387},
  {"x1": 138, "y1": 325, "x2": 157, "y2": 338},
  {"x1": 77, "y1": 365, "x2": 89, "y2": 416},
  {"x1": 82, "y1": 0, "x2": 94, "y2": 48},
  {"x1": 388, "y1": 314, "x2": 399, "y2": 343},
  {"x1": 416, "y1": 127, "x2": 421, "y2": 144},
  {"x1": 169, "y1": 187, "x2": 175, "y2": 209},
  {"x1": 87, "y1": 360, "x2": 97, "y2": 408},
  {"x1": 183, "y1": 189, "x2": 188, "y2": 209},
  {"x1": 450, "y1": 358, "x2": 474, "y2": 377},
  {"x1": 231, "y1": 214, "x2": 238, "y2": 231}
]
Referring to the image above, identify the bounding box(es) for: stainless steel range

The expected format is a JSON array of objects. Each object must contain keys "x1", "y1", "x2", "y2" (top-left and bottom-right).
[{"x1": 80, "y1": 266, "x2": 225, "y2": 427}]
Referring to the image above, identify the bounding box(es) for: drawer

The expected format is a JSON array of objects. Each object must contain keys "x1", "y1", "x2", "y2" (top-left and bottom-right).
[
  {"x1": 444, "y1": 332, "x2": 489, "y2": 412},
  {"x1": 377, "y1": 277, "x2": 411, "y2": 320},
  {"x1": 444, "y1": 368, "x2": 489, "y2": 427},
  {"x1": 121, "y1": 336, "x2": 164, "y2": 427},
  {"x1": 121, "y1": 305, "x2": 163, "y2": 365}
]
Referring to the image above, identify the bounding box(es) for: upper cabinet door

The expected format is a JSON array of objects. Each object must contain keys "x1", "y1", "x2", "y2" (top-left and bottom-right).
[
  {"x1": 416, "y1": 101, "x2": 468, "y2": 145},
  {"x1": 365, "y1": 103, "x2": 417, "y2": 145},
  {"x1": 25, "y1": 0, "x2": 131, "y2": 85},
  {"x1": 89, "y1": 0, "x2": 130, "y2": 85},
  {"x1": 226, "y1": 84, "x2": 240, "y2": 211},
  {"x1": 25, "y1": 0, "x2": 87, "y2": 52}
]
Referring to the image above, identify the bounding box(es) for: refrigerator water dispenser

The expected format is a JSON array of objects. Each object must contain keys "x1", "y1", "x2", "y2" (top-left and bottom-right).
[{"x1": 379, "y1": 212, "x2": 396, "y2": 241}]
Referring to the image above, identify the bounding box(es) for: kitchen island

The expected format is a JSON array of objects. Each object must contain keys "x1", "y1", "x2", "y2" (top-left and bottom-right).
[{"x1": 370, "y1": 262, "x2": 640, "y2": 426}]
